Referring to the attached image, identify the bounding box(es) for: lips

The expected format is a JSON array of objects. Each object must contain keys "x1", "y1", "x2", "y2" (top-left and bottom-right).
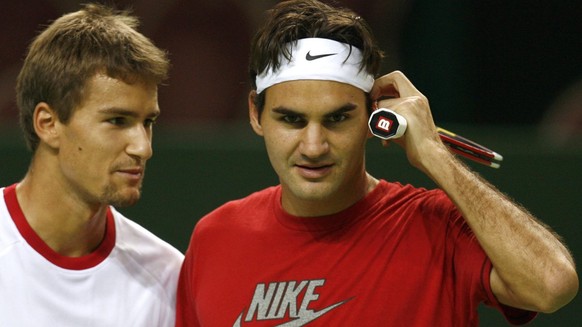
[
  {"x1": 116, "y1": 167, "x2": 144, "y2": 181},
  {"x1": 295, "y1": 163, "x2": 333, "y2": 179},
  {"x1": 122, "y1": 169, "x2": 142, "y2": 174}
]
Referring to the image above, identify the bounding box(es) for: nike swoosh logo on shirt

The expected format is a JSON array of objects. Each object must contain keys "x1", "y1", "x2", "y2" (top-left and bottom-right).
[
  {"x1": 232, "y1": 298, "x2": 351, "y2": 327},
  {"x1": 305, "y1": 51, "x2": 337, "y2": 61}
]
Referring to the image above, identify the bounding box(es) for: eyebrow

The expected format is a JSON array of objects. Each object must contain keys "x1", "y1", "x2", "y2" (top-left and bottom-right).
[
  {"x1": 272, "y1": 103, "x2": 358, "y2": 117},
  {"x1": 98, "y1": 107, "x2": 160, "y2": 118}
]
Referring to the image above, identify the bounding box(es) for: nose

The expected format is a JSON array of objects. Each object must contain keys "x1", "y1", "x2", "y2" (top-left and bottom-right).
[
  {"x1": 299, "y1": 123, "x2": 329, "y2": 159},
  {"x1": 126, "y1": 125, "x2": 153, "y2": 160}
]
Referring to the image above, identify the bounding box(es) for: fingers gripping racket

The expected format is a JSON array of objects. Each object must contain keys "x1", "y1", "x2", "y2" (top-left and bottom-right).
[{"x1": 368, "y1": 108, "x2": 503, "y2": 169}]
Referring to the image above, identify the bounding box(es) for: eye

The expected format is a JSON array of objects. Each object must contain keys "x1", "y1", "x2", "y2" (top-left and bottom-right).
[
  {"x1": 327, "y1": 113, "x2": 348, "y2": 123},
  {"x1": 281, "y1": 114, "x2": 305, "y2": 125},
  {"x1": 144, "y1": 118, "x2": 157, "y2": 128},
  {"x1": 107, "y1": 117, "x2": 127, "y2": 126}
]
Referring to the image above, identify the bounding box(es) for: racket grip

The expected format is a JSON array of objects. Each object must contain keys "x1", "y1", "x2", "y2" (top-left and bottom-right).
[
  {"x1": 368, "y1": 108, "x2": 502, "y2": 168},
  {"x1": 367, "y1": 108, "x2": 407, "y2": 140}
]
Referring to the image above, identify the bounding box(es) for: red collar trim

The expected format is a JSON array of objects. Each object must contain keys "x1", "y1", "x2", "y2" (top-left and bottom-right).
[{"x1": 3, "y1": 184, "x2": 116, "y2": 270}]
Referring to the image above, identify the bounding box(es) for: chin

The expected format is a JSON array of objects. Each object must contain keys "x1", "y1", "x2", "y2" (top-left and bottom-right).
[
  {"x1": 292, "y1": 184, "x2": 336, "y2": 202},
  {"x1": 103, "y1": 186, "x2": 142, "y2": 207},
  {"x1": 112, "y1": 196, "x2": 140, "y2": 208}
]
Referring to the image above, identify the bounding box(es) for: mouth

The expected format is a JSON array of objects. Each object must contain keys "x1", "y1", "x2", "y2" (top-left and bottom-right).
[
  {"x1": 295, "y1": 163, "x2": 333, "y2": 179},
  {"x1": 116, "y1": 167, "x2": 144, "y2": 181}
]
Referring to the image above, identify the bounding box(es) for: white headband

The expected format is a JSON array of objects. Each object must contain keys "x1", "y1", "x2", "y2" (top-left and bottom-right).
[{"x1": 255, "y1": 38, "x2": 374, "y2": 94}]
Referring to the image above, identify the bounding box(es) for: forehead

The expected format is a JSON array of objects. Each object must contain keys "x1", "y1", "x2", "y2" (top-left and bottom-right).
[
  {"x1": 78, "y1": 73, "x2": 158, "y2": 110},
  {"x1": 264, "y1": 80, "x2": 367, "y2": 110},
  {"x1": 84, "y1": 73, "x2": 156, "y2": 95}
]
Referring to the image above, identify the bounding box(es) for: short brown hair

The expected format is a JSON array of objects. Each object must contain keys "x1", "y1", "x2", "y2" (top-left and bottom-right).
[
  {"x1": 16, "y1": 3, "x2": 169, "y2": 151},
  {"x1": 249, "y1": 0, "x2": 384, "y2": 102}
]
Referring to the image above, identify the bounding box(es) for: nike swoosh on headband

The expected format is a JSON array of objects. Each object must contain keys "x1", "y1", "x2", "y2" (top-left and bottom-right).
[
  {"x1": 255, "y1": 38, "x2": 374, "y2": 93},
  {"x1": 305, "y1": 51, "x2": 337, "y2": 61}
]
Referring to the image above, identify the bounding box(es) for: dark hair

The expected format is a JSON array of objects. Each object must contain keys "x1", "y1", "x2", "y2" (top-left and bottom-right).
[
  {"x1": 16, "y1": 3, "x2": 169, "y2": 151},
  {"x1": 249, "y1": 0, "x2": 383, "y2": 112}
]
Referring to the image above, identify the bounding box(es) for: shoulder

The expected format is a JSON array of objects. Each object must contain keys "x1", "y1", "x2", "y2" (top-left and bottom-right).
[
  {"x1": 197, "y1": 186, "x2": 279, "y2": 228},
  {"x1": 188, "y1": 186, "x2": 279, "y2": 243},
  {"x1": 377, "y1": 180, "x2": 452, "y2": 206},
  {"x1": 0, "y1": 186, "x2": 20, "y2": 250},
  {"x1": 375, "y1": 180, "x2": 460, "y2": 225},
  {"x1": 110, "y1": 207, "x2": 184, "y2": 277}
]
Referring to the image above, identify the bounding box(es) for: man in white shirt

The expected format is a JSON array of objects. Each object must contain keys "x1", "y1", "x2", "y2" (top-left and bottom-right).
[{"x1": 0, "y1": 4, "x2": 183, "y2": 326}]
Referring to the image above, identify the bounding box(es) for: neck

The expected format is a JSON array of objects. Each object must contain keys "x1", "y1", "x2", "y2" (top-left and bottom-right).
[
  {"x1": 16, "y1": 172, "x2": 109, "y2": 257},
  {"x1": 282, "y1": 172, "x2": 379, "y2": 217}
]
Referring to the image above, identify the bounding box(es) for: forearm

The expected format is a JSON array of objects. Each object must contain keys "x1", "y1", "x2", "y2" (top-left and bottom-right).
[
  {"x1": 371, "y1": 70, "x2": 578, "y2": 311},
  {"x1": 419, "y1": 141, "x2": 578, "y2": 312}
]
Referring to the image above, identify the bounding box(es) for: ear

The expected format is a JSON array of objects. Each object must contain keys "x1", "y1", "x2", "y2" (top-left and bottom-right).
[
  {"x1": 248, "y1": 91, "x2": 264, "y2": 136},
  {"x1": 366, "y1": 97, "x2": 377, "y2": 139},
  {"x1": 33, "y1": 102, "x2": 61, "y2": 148}
]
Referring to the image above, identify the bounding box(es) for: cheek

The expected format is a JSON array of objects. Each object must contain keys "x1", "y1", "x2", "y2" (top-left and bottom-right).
[
  {"x1": 335, "y1": 128, "x2": 368, "y2": 156},
  {"x1": 262, "y1": 131, "x2": 297, "y2": 165},
  {"x1": 61, "y1": 134, "x2": 107, "y2": 171},
  {"x1": 264, "y1": 135, "x2": 287, "y2": 159}
]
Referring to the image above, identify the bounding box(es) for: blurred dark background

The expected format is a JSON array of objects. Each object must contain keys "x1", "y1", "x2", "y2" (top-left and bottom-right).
[{"x1": 1, "y1": 1, "x2": 581, "y2": 325}]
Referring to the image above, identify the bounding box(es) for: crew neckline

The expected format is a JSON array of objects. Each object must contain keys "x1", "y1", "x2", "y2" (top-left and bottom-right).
[
  {"x1": 274, "y1": 180, "x2": 388, "y2": 232},
  {"x1": 3, "y1": 184, "x2": 116, "y2": 270}
]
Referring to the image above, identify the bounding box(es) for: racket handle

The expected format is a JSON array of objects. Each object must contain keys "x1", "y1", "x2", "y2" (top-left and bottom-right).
[
  {"x1": 368, "y1": 108, "x2": 503, "y2": 168},
  {"x1": 368, "y1": 108, "x2": 407, "y2": 139}
]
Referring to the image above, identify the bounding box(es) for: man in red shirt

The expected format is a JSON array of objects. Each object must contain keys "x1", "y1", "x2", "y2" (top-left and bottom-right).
[{"x1": 176, "y1": 1, "x2": 578, "y2": 326}]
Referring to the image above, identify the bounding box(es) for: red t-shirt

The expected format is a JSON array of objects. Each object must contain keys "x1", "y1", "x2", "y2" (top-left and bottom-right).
[{"x1": 176, "y1": 180, "x2": 535, "y2": 326}]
